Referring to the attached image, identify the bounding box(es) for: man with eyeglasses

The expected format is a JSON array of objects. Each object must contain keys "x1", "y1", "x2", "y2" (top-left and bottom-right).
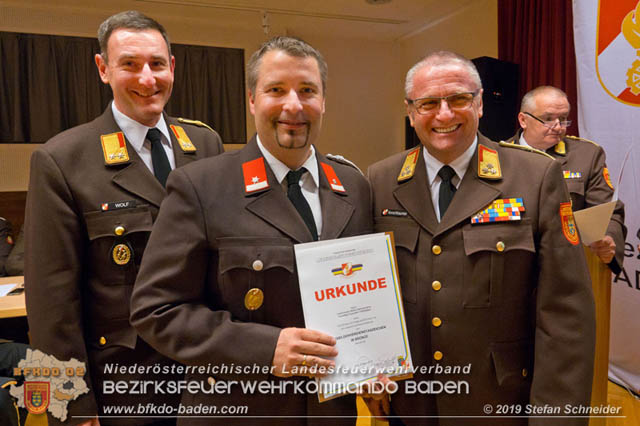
[
  {"x1": 507, "y1": 85, "x2": 626, "y2": 273},
  {"x1": 367, "y1": 52, "x2": 595, "y2": 425}
]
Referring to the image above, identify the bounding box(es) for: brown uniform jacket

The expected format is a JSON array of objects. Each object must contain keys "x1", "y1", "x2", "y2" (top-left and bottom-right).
[
  {"x1": 25, "y1": 106, "x2": 224, "y2": 425},
  {"x1": 367, "y1": 135, "x2": 595, "y2": 426},
  {"x1": 508, "y1": 131, "x2": 626, "y2": 274},
  {"x1": 130, "y1": 136, "x2": 373, "y2": 425}
]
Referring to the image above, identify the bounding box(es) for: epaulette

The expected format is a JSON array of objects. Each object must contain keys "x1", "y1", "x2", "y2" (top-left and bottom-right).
[
  {"x1": 566, "y1": 135, "x2": 599, "y2": 147},
  {"x1": 177, "y1": 118, "x2": 216, "y2": 133},
  {"x1": 325, "y1": 153, "x2": 363, "y2": 175},
  {"x1": 498, "y1": 141, "x2": 554, "y2": 160}
]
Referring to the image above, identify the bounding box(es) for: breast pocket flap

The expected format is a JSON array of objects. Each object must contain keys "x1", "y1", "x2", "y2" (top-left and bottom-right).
[
  {"x1": 463, "y1": 221, "x2": 535, "y2": 256},
  {"x1": 217, "y1": 237, "x2": 295, "y2": 274},
  {"x1": 84, "y1": 206, "x2": 153, "y2": 241}
]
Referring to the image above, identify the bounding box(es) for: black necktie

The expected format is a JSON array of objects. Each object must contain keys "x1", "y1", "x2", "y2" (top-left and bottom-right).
[
  {"x1": 286, "y1": 168, "x2": 318, "y2": 241},
  {"x1": 438, "y1": 165, "x2": 457, "y2": 219},
  {"x1": 147, "y1": 128, "x2": 171, "y2": 187}
]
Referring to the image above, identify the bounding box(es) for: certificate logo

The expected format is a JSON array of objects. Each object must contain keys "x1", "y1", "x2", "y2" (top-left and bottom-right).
[
  {"x1": 24, "y1": 382, "x2": 50, "y2": 415},
  {"x1": 331, "y1": 262, "x2": 363, "y2": 277}
]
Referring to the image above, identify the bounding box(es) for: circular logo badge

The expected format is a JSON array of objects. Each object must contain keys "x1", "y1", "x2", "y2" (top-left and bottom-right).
[{"x1": 112, "y1": 243, "x2": 131, "y2": 265}]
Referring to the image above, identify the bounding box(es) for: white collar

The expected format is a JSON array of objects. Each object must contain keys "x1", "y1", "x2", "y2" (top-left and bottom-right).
[
  {"x1": 519, "y1": 132, "x2": 533, "y2": 149},
  {"x1": 256, "y1": 136, "x2": 320, "y2": 188},
  {"x1": 423, "y1": 135, "x2": 478, "y2": 185},
  {"x1": 111, "y1": 102, "x2": 171, "y2": 150}
]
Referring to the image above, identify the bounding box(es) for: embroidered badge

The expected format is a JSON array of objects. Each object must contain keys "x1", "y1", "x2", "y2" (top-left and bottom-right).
[
  {"x1": 477, "y1": 145, "x2": 502, "y2": 179},
  {"x1": 563, "y1": 171, "x2": 582, "y2": 179},
  {"x1": 321, "y1": 163, "x2": 346, "y2": 193},
  {"x1": 242, "y1": 158, "x2": 270, "y2": 194},
  {"x1": 100, "y1": 132, "x2": 129, "y2": 165},
  {"x1": 397, "y1": 147, "x2": 420, "y2": 182},
  {"x1": 603, "y1": 167, "x2": 614, "y2": 189},
  {"x1": 560, "y1": 202, "x2": 580, "y2": 245},
  {"x1": 170, "y1": 125, "x2": 197, "y2": 152},
  {"x1": 471, "y1": 198, "x2": 525, "y2": 224},
  {"x1": 554, "y1": 141, "x2": 566, "y2": 155}
]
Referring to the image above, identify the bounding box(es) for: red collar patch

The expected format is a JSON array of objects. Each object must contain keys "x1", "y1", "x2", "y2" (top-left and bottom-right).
[
  {"x1": 321, "y1": 163, "x2": 346, "y2": 193},
  {"x1": 243, "y1": 158, "x2": 270, "y2": 194}
]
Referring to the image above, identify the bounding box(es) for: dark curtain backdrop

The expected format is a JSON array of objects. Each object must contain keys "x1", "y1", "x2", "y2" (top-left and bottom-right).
[
  {"x1": 498, "y1": 0, "x2": 579, "y2": 136},
  {"x1": 0, "y1": 31, "x2": 246, "y2": 144}
]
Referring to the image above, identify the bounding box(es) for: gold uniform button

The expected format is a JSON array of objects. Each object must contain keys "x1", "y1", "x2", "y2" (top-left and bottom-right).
[
  {"x1": 114, "y1": 225, "x2": 125, "y2": 236},
  {"x1": 496, "y1": 241, "x2": 505, "y2": 252},
  {"x1": 99, "y1": 336, "x2": 107, "y2": 346},
  {"x1": 252, "y1": 260, "x2": 264, "y2": 271},
  {"x1": 244, "y1": 288, "x2": 264, "y2": 311},
  {"x1": 432, "y1": 245, "x2": 442, "y2": 255},
  {"x1": 432, "y1": 317, "x2": 442, "y2": 327},
  {"x1": 522, "y1": 368, "x2": 528, "y2": 378},
  {"x1": 433, "y1": 351, "x2": 443, "y2": 361},
  {"x1": 432, "y1": 281, "x2": 442, "y2": 291},
  {"x1": 207, "y1": 376, "x2": 215, "y2": 385}
]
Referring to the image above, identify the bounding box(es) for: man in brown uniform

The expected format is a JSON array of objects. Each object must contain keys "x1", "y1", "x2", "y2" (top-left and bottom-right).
[
  {"x1": 367, "y1": 52, "x2": 595, "y2": 425},
  {"x1": 130, "y1": 37, "x2": 372, "y2": 425},
  {"x1": 508, "y1": 86, "x2": 626, "y2": 274},
  {"x1": 25, "y1": 11, "x2": 224, "y2": 426}
]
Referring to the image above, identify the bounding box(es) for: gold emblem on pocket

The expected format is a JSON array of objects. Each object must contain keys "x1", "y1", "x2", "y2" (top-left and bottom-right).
[
  {"x1": 244, "y1": 288, "x2": 264, "y2": 311},
  {"x1": 112, "y1": 243, "x2": 131, "y2": 265}
]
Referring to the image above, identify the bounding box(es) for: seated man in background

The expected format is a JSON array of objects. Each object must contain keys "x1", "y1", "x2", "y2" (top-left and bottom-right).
[
  {"x1": 5, "y1": 225, "x2": 24, "y2": 277},
  {"x1": 0, "y1": 341, "x2": 28, "y2": 426},
  {"x1": 508, "y1": 85, "x2": 626, "y2": 273},
  {"x1": 0, "y1": 217, "x2": 14, "y2": 276}
]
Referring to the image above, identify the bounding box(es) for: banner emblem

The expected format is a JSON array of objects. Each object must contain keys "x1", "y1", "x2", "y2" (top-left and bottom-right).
[{"x1": 597, "y1": 0, "x2": 640, "y2": 106}]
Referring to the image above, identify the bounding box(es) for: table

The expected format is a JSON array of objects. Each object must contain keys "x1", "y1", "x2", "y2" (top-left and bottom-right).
[{"x1": 0, "y1": 276, "x2": 26, "y2": 319}]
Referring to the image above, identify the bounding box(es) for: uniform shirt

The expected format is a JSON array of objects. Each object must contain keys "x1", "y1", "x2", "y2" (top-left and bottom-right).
[
  {"x1": 423, "y1": 136, "x2": 477, "y2": 222},
  {"x1": 256, "y1": 136, "x2": 323, "y2": 236},
  {"x1": 111, "y1": 101, "x2": 176, "y2": 172},
  {"x1": 519, "y1": 132, "x2": 533, "y2": 149}
]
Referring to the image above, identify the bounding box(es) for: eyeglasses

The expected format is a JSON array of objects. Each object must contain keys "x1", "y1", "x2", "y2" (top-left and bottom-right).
[
  {"x1": 523, "y1": 112, "x2": 571, "y2": 128},
  {"x1": 406, "y1": 91, "x2": 479, "y2": 115}
]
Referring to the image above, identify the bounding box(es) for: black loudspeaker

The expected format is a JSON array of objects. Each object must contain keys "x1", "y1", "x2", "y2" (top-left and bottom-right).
[
  {"x1": 405, "y1": 116, "x2": 421, "y2": 150},
  {"x1": 472, "y1": 56, "x2": 519, "y2": 142}
]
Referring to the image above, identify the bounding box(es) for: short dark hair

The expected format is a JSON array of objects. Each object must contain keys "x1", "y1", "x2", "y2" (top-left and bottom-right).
[
  {"x1": 97, "y1": 10, "x2": 171, "y2": 63},
  {"x1": 405, "y1": 50, "x2": 482, "y2": 97},
  {"x1": 247, "y1": 36, "x2": 328, "y2": 94}
]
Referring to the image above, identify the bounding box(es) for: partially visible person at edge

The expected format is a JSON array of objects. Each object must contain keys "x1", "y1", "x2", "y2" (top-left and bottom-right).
[
  {"x1": 508, "y1": 85, "x2": 626, "y2": 274},
  {"x1": 25, "y1": 10, "x2": 224, "y2": 426},
  {"x1": 366, "y1": 51, "x2": 595, "y2": 426}
]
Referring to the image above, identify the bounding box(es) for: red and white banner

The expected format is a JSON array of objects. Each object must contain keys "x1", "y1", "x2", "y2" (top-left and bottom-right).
[{"x1": 574, "y1": 0, "x2": 640, "y2": 394}]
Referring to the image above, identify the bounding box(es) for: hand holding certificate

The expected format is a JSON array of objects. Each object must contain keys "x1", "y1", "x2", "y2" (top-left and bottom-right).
[{"x1": 294, "y1": 232, "x2": 412, "y2": 401}]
